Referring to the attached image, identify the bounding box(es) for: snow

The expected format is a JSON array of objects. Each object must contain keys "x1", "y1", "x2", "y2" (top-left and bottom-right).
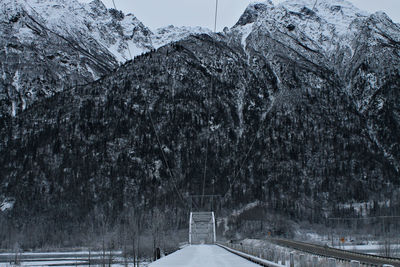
[
  {"x1": 278, "y1": 0, "x2": 369, "y2": 32},
  {"x1": 149, "y1": 245, "x2": 261, "y2": 267},
  {"x1": 1, "y1": 0, "x2": 212, "y2": 67},
  {"x1": 0, "y1": 198, "x2": 15, "y2": 211},
  {"x1": 86, "y1": 64, "x2": 100, "y2": 80},
  {"x1": 19, "y1": 260, "x2": 86, "y2": 266},
  {"x1": 152, "y1": 25, "x2": 211, "y2": 49},
  {"x1": 334, "y1": 243, "x2": 400, "y2": 256},
  {"x1": 108, "y1": 42, "x2": 126, "y2": 62},
  {"x1": 240, "y1": 23, "x2": 253, "y2": 52},
  {"x1": 0, "y1": 251, "x2": 121, "y2": 257},
  {"x1": 231, "y1": 201, "x2": 260, "y2": 217},
  {"x1": 248, "y1": 0, "x2": 370, "y2": 55},
  {"x1": 337, "y1": 244, "x2": 400, "y2": 250}
]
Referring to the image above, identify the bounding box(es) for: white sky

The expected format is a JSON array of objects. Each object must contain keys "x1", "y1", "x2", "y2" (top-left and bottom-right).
[{"x1": 80, "y1": 0, "x2": 399, "y2": 31}]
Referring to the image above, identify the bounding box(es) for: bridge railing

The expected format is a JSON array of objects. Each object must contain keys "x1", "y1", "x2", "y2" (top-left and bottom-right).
[
  {"x1": 217, "y1": 243, "x2": 285, "y2": 267},
  {"x1": 218, "y1": 242, "x2": 394, "y2": 267}
]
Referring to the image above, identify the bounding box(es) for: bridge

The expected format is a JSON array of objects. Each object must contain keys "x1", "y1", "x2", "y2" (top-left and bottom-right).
[
  {"x1": 149, "y1": 242, "x2": 400, "y2": 267},
  {"x1": 148, "y1": 211, "x2": 400, "y2": 267},
  {"x1": 149, "y1": 245, "x2": 263, "y2": 267},
  {"x1": 189, "y1": 212, "x2": 216, "y2": 245}
]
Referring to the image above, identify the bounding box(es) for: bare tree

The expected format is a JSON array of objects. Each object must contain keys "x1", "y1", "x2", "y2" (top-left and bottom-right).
[
  {"x1": 127, "y1": 207, "x2": 141, "y2": 267},
  {"x1": 151, "y1": 208, "x2": 164, "y2": 261}
]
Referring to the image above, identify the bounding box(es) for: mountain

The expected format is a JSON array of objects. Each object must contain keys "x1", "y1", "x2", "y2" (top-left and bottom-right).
[
  {"x1": 236, "y1": 0, "x2": 400, "y2": 167},
  {"x1": 0, "y1": 0, "x2": 210, "y2": 117},
  {"x1": 0, "y1": 0, "x2": 399, "y2": 248}
]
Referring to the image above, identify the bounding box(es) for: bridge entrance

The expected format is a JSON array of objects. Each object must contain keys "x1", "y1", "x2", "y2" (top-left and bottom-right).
[
  {"x1": 188, "y1": 195, "x2": 219, "y2": 245},
  {"x1": 189, "y1": 212, "x2": 216, "y2": 244}
]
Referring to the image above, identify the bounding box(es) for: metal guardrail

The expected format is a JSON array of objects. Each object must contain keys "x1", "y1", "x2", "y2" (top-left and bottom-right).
[
  {"x1": 217, "y1": 243, "x2": 285, "y2": 267},
  {"x1": 271, "y1": 238, "x2": 400, "y2": 267}
]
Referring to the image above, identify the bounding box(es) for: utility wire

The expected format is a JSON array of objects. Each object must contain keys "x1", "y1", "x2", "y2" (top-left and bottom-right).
[
  {"x1": 214, "y1": 0, "x2": 218, "y2": 32},
  {"x1": 145, "y1": 103, "x2": 187, "y2": 209},
  {"x1": 110, "y1": 0, "x2": 133, "y2": 60},
  {"x1": 200, "y1": 80, "x2": 212, "y2": 208},
  {"x1": 222, "y1": 0, "x2": 318, "y2": 201},
  {"x1": 304, "y1": 0, "x2": 318, "y2": 28},
  {"x1": 222, "y1": 93, "x2": 279, "y2": 201},
  {"x1": 328, "y1": 216, "x2": 400, "y2": 221},
  {"x1": 199, "y1": 0, "x2": 219, "y2": 210}
]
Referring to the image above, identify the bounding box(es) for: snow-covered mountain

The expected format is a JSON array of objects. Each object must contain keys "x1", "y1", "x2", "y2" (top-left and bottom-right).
[
  {"x1": 231, "y1": 0, "x2": 400, "y2": 171},
  {"x1": 0, "y1": 0, "x2": 399, "y2": 248},
  {"x1": 0, "y1": 0, "x2": 210, "y2": 116}
]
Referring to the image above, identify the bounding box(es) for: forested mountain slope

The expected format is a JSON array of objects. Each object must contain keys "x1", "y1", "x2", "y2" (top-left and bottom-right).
[{"x1": 0, "y1": 0, "x2": 399, "y2": 248}]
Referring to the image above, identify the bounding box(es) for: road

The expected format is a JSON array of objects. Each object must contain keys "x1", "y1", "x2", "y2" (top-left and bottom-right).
[
  {"x1": 272, "y1": 238, "x2": 400, "y2": 267},
  {"x1": 149, "y1": 245, "x2": 261, "y2": 267}
]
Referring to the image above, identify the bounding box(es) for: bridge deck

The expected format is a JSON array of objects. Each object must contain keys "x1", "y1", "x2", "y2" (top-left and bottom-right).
[{"x1": 149, "y1": 245, "x2": 261, "y2": 267}]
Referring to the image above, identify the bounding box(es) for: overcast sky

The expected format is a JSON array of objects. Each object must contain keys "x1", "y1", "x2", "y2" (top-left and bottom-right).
[{"x1": 81, "y1": 0, "x2": 399, "y2": 31}]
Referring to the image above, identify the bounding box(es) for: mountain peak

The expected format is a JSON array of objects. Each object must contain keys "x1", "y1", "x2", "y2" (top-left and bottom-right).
[
  {"x1": 278, "y1": 0, "x2": 369, "y2": 22},
  {"x1": 234, "y1": 1, "x2": 274, "y2": 27}
]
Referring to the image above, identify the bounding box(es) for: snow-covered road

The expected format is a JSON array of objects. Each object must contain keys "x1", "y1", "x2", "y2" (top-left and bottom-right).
[{"x1": 149, "y1": 245, "x2": 261, "y2": 267}]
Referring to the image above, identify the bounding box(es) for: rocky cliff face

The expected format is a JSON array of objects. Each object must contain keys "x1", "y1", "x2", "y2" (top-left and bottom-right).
[
  {"x1": 235, "y1": 0, "x2": 400, "y2": 171},
  {"x1": 0, "y1": 0, "x2": 210, "y2": 117},
  {"x1": 0, "y1": 0, "x2": 399, "y2": 247}
]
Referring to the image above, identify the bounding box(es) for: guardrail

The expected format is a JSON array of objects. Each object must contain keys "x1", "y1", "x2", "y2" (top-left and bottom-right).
[
  {"x1": 218, "y1": 240, "x2": 398, "y2": 267},
  {"x1": 271, "y1": 238, "x2": 400, "y2": 267},
  {"x1": 217, "y1": 243, "x2": 285, "y2": 267}
]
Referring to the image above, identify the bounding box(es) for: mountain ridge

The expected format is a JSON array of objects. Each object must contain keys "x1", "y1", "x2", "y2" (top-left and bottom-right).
[
  {"x1": 0, "y1": 0, "x2": 399, "y2": 248},
  {"x1": 0, "y1": 0, "x2": 210, "y2": 117}
]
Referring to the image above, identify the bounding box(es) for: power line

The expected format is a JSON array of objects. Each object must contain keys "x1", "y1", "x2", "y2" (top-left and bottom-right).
[
  {"x1": 328, "y1": 216, "x2": 400, "y2": 221},
  {"x1": 221, "y1": 0, "x2": 318, "y2": 202},
  {"x1": 222, "y1": 94, "x2": 278, "y2": 201},
  {"x1": 214, "y1": 0, "x2": 218, "y2": 32},
  {"x1": 109, "y1": 0, "x2": 132, "y2": 60},
  {"x1": 304, "y1": 0, "x2": 318, "y2": 28},
  {"x1": 200, "y1": 79, "x2": 212, "y2": 207},
  {"x1": 145, "y1": 103, "x2": 187, "y2": 209}
]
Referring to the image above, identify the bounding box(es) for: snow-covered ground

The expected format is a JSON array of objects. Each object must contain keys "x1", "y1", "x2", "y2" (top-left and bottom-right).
[
  {"x1": 1, "y1": 262, "x2": 146, "y2": 267},
  {"x1": 149, "y1": 245, "x2": 261, "y2": 267},
  {"x1": 334, "y1": 244, "x2": 400, "y2": 256},
  {"x1": 0, "y1": 251, "x2": 149, "y2": 267}
]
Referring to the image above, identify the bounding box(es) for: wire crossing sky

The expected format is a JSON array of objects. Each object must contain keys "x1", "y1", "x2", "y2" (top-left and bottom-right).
[{"x1": 80, "y1": 0, "x2": 399, "y2": 31}]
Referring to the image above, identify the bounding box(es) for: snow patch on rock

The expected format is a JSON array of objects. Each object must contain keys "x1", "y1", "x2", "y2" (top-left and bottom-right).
[{"x1": 0, "y1": 198, "x2": 15, "y2": 211}]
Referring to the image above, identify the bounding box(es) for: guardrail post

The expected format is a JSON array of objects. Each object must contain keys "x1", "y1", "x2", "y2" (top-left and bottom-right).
[
  {"x1": 350, "y1": 260, "x2": 360, "y2": 267},
  {"x1": 275, "y1": 250, "x2": 279, "y2": 263},
  {"x1": 290, "y1": 252, "x2": 294, "y2": 267},
  {"x1": 281, "y1": 251, "x2": 286, "y2": 265},
  {"x1": 299, "y1": 254, "x2": 306, "y2": 267},
  {"x1": 328, "y1": 258, "x2": 336, "y2": 267},
  {"x1": 312, "y1": 255, "x2": 318, "y2": 267}
]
